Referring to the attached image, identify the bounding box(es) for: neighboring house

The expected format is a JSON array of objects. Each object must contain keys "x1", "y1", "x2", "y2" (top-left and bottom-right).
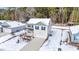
[
  {"x1": 0, "y1": 20, "x2": 6, "y2": 32},
  {"x1": 0, "y1": 20, "x2": 26, "y2": 33},
  {"x1": 70, "y1": 25, "x2": 79, "y2": 43},
  {"x1": 26, "y1": 18, "x2": 52, "y2": 39}
]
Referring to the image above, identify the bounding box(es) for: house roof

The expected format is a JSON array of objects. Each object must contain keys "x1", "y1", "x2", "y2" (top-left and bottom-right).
[
  {"x1": 0, "y1": 20, "x2": 26, "y2": 28},
  {"x1": 27, "y1": 18, "x2": 51, "y2": 25},
  {"x1": 70, "y1": 25, "x2": 79, "y2": 34},
  {"x1": 35, "y1": 21, "x2": 46, "y2": 26},
  {"x1": 6, "y1": 21, "x2": 25, "y2": 28},
  {"x1": 0, "y1": 20, "x2": 6, "y2": 23}
]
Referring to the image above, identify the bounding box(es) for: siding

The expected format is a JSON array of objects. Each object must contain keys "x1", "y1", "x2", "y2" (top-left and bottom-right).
[
  {"x1": 3, "y1": 28, "x2": 11, "y2": 33},
  {"x1": 0, "y1": 28, "x2": 1, "y2": 32},
  {"x1": 34, "y1": 25, "x2": 48, "y2": 38},
  {"x1": 3, "y1": 25, "x2": 26, "y2": 33}
]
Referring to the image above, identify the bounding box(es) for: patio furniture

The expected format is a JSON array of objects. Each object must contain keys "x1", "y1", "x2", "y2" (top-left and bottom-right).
[{"x1": 19, "y1": 33, "x2": 32, "y2": 41}]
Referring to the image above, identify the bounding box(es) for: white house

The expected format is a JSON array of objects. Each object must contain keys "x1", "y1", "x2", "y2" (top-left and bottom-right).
[
  {"x1": 26, "y1": 18, "x2": 52, "y2": 39},
  {"x1": 0, "y1": 20, "x2": 26, "y2": 33}
]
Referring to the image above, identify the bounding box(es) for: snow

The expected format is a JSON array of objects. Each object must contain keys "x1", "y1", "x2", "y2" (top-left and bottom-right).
[
  {"x1": 61, "y1": 44, "x2": 77, "y2": 51},
  {"x1": 70, "y1": 25, "x2": 79, "y2": 34},
  {"x1": 0, "y1": 25, "x2": 2, "y2": 28},
  {"x1": 0, "y1": 20, "x2": 26, "y2": 28},
  {"x1": 0, "y1": 34, "x2": 12, "y2": 43},
  {"x1": 40, "y1": 26, "x2": 78, "y2": 51},
  {"x1": 52, "y1": 26, "x2": 69, "y2": 30},
  {"x1": 0, "y1": 25, "x2": 79, "y2": 51},
  {"x1": 6, "y1": 21, "x2": 26, "y2": 28},
  {"x1": 0, "y1": 30, "x2": 28, "y2": 51},
  {"x1": 27, "y1": 18, "x2": 51, "y2": 25},
  {"x1": 14, "y1": 30, "x2": 26, "y2": 36},
  {"x1": 0, "y1": 20, "x2": 6, "y2": 23},
  {"x1": 0, "y1": 36, "x2": 29, "y2": 51},
  {"x1": 0, "y1": 20, "x2": 28, "y2": 51}
]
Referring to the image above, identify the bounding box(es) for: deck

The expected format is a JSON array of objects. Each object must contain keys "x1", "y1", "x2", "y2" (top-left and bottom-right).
[{"x1": 20, "y1": 37, "x2": 47, "y2": 51}]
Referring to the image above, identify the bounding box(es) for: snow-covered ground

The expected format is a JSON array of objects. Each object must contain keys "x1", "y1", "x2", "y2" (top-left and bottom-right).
[
  {"x1": 0, "y1": 25, "x2": 79, "y2": 51},
  {"x1": 40, "y1": 27, "x2": 78, "y2": 51},
  {"x1": 0, "y1": 34, "x2": 12, "y2": 43},
  {"x1": 0, "y1": 36, "x2": 29, "y2": 51},
  {"x1": 0, "y1": 30, "x2": 29, "y2": 51},
  {"x1": 0, "y1": 21, "x2": 29, "y2": 51}
]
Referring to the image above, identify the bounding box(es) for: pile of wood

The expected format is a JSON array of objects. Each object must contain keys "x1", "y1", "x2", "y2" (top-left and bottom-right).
[{"x1": 20, "y1": 33, "x2": 32, "y2": 41}]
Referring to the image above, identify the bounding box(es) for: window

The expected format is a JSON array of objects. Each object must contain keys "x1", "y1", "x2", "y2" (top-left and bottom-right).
[
  {"x1": 16, "y1": 30, "x2": 20, "y2": 32},
  {"x1": 28, "y1": 25, "x2": 31, "y2": 27},
  {"x1": 41, "y1": 26, "x2": 46, "y2": 30},
  {"x1": 28, "y1": 25, "x2": 33, "y2": 28},
  {"x1": 35, "y1": 26, "x2": 39, "y2": 30},
  {"x1": 32, "y1": 25, "x2": 33, "y2": 28}
]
